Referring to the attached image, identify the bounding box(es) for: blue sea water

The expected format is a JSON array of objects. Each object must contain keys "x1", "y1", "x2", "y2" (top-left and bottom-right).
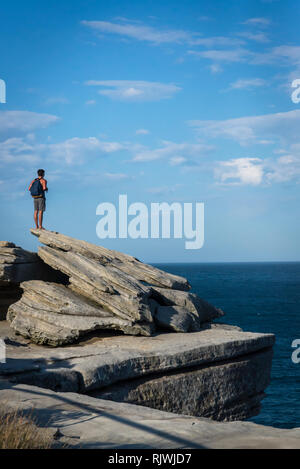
[{"x1": 153, "y1": 262, "x2": 300, "y2": 429}]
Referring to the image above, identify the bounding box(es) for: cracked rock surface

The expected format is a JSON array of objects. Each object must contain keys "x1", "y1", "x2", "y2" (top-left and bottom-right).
[{"x1": 5, "y1": 230, "x2": 224, "y2": 345}]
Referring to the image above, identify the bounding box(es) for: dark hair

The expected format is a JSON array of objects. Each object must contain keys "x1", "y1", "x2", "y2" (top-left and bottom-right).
[{"x1": 37, "y1": 169, "x2": 45, "y2": 177}]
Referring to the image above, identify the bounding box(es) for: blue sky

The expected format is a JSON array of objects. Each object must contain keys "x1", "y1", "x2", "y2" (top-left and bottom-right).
[{"x1": 0, "y1": 0, "x2": 300, "y2": 262}]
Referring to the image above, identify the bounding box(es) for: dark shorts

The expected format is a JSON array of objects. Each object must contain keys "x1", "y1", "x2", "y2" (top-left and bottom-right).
[{"x1": 33, "y1": 197, "x2": 46, "y2": 212}]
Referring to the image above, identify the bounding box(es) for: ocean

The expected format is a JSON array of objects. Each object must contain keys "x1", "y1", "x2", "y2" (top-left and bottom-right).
[{"x1": 153, "y1": 262, "x2": 300, "y2": 429}]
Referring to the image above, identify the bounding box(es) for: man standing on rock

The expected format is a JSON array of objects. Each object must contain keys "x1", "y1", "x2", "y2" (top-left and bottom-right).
[{"x1": 29, "y1": 169, "x2": 48, "y2": 230}]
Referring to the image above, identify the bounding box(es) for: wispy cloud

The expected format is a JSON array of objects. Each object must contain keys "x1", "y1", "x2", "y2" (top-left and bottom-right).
[
  {"x1": 136, "y1": 128, "x2": 150, "y2": 135},
  {"x1": 237, "y1": 31, "x2": 270, "y2": 43},
  {"x1": 227, "y1": 78, "x2": 267, "y2": 90},
  {"x1": 189, "y1": 110, "x2": 300, "y2": 146},
  {"x1": 0, "y1": 111, "x2": 59, "y2": 135},
  {"x1": 85, "y1": 80, "x2": 181, "y2": 102},
  {"x1": 215, "y1": 151, "x2": 300, "y2": 186},
  {"x1": 81, "y1": 20, "x2": 191, "y2": 44},
  {"x1": 242, "y1": 17, "x2": 271, "y2": 26},
  {"x1": 82, "y1": 19, "x2": 244, "y2": 48},
  {"x1": 190, "y1": 36, "x2": 245, "y2": 47},
  {"x1": 188, "y1": 48, "x2": 250, "y2": 63},
  {"x1": 0, "y1": 135, "x2": 125, "y2": 166},
  {"x1": 132, "y1": 140, "x2": 213, "y2": 163}
]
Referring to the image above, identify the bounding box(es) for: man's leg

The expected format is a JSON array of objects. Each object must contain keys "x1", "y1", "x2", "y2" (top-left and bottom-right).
[
  {"x1": 34, "y1": 210, "x2": 39, "y2": 229},
  {"x1": 38, "y1": 210, "x2": 44, "y2": 229}
]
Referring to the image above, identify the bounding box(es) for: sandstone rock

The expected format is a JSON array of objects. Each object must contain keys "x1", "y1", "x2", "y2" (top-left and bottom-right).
[
  {"x1": 0, "y1": 241, "x2": 67, "y2": 321},
  {"x1": 155, "y1": 305, "x2": 201, "y2": 332},
  {"x1": 152, "y1": 287, "x2": 224, "y2": 322},
  {"x1": 92, "y1": 348, "x2": 273, "y2": 421},
  {"x1": 7, "y1": 280, "x2": 152, "y2": 345},
  {"x1": 0, "y1": 242, "x2": 40, "y2": 286},
  {"x1": 1, "y1": 380, "x2": 299, "y2": 449},
  {"x1": 1, "y1": 321, "x2": 275, "y2": 422},
  {"x1": 31, "y1": 229, "x2": 190, "y2": 290},
  {"x1": 5, "y1": 229, "x2": 226, "y2": 343},
  {"x1": 37, "y1": 245, "x2": 154, "y2": 323}
]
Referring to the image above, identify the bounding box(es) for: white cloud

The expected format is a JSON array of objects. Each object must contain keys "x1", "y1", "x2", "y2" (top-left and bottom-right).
[
  {"x1": 81, "y1": 20, "x2": 191, "y2": 44},
  {"x1": 169, "y1": 156, "x2": 187, "y2": 166},
  {"x1": 228, "y1": 78, "x2": 267, "y2": 90},
  {"x1": 46, "y1": 137, "x2": 124, "y2": 164},
  {"x1": 265, "y1": 146, "x2": 300, "y2": 183},
  {"x1": 0, "y1": 137, "x2": 40, "y2": 164},
  {"x1": 188, "y1": 48, "x2": 250, "y2": 63},
  {"x1": 190, "y1": 36, "x2": 245, "y2": 47},
  {"x1": 189, "y1": 110, "x2": 300, "y2": 146},
  {"x1": 132, "y1": 140, "x2": 213, "y2": 162},
  {"x1": 136, "y1": 129, "x2": 150, "y2": 135},
  {"x1": 85, "y1": 80, "x2": 181, "y2": 102},
  {"x1": 215, "y1": 149, "x2": 300, "y2": 186},
  {"x1": 0, "y1": 111, "x2": 59, "y2": 135},
  {"x1": 215, "y1": 157, "x2": 264, "y2": 185},
  {"x1": 242, "y1": 18, "x2": 271, "y2": 26},
  {"x1": 82, "y1": 19, "x2": 245, "y2": 49},
  {"x1": 237, "y1": 31, "x2": 270, "y2": 43},
  {"x1": 0, "y1": 135, "x2": 124, "y2": 166}
]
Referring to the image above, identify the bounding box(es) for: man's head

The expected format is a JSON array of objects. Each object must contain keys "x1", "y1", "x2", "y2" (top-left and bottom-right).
[{"x1": 37, "y1": 169, "x2": 45, "y2": 178}]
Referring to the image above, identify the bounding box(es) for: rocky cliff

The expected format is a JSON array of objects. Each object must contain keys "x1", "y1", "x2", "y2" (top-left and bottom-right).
[
  {"x1": 4, "y1": 229, "x2": 223, "y2": 345},
  {"x1": 0, "y1": 230, "x2": 275, "y2": 423}
]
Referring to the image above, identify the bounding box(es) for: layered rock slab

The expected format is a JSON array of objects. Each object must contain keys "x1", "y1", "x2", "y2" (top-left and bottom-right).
[
  {"x1": 92, "y1": 348, "x2": 273, "y2": 421},
  {"x1": 0, "y1": 241, "x2": 66, "y2": 321},
  {"x1": 1, "y1": 378, "x2": 299, "y2": 449},
  {"x1": 30, "y1": 229, "x2": 190, "y2": 291},
  {"x1": 0, "y1": 324, "x2": 275, "y2": 420},
  {"x1": 7, "y1": 280, "x2": 152, "y2": 345},
  {"x1": 6, "y1": 230, "x2": 224, "y2": 343}
]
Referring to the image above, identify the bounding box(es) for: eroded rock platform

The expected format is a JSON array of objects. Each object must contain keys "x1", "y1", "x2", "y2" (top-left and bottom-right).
[
  {"x1": 0, "y1": 322, "x2": 274, "y2": 421},
  {"x1": 1, "y1": 379, "x2": 299, "y2": 449}
]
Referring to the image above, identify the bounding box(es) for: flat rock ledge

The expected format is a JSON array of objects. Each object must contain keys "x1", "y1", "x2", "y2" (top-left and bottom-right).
[
  {"x1": 1, "y1": 324, "x2": 275, "y2": 421},
  {"x1": 0, "y1": 379, "x2": 299, "y2": 449},
  {"x1": 4, "y1": 229, "x2": 224, "y2": 344}
]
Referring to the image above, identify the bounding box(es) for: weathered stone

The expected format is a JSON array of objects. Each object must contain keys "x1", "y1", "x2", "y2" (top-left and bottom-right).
[
  {"x1": 1, "y1": 380, "x2": 299, "y2": 449},
  {"x1": 37, "y1": 245, "x2": 154, "y2": 323},
  {"x1": 5, "y1": 229, "x2": 227, "y2": 343},
  {"x1": 1, "y1": 318, "x2": 275, "y2": 422},
  {"x1": 0, "y1": 241, "x2": 67, "y2": 321},
  {"x1": 0, "y1": 243, "x2": 40, "y2": 286},
  {"x1": 31, "y1": 229, "x2": 190, "y2": 291},
  {"x1": 7, "y1": 280, "x2": 153, "y2": 345},
  {"x1": 92, "y1": 348, "x2": 273, "y2": 421},
  {"x1": 152, "y1": 287, "x2": 224, "y2": 322},
  {"x1": 155, "y1": 305, "x2": 201, "y2": 332}
]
